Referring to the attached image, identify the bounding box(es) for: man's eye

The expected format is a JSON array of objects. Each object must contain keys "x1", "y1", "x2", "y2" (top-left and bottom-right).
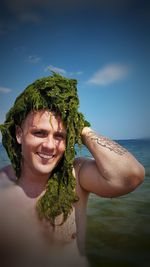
[
  {"x1": 55, "y1": 133, "x2": 66, "y2": 140},
  {"x1": 32, "y1": 131, "x2": 46, "y2": 137}
]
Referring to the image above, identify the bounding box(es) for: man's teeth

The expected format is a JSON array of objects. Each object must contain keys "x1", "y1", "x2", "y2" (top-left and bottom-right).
[{"x1": 38, "y1": 153, "x2": 54, "y2": 159}]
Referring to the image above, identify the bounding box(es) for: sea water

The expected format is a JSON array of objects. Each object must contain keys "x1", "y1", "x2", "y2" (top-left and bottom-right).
[
  {"x1": 0, "y1": 140, "x2": 150, "y2": 267},
  {"x1": 85, "y1": 139, "x2": 150, "y2": 267}
]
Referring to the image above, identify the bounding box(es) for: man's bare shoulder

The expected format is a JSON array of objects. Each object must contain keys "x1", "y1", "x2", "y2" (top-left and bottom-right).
[
  {"x1": 0, "y1": 164, "x2": 16, "y2": 188},
  {"x1": 73, "y1": 157, "x2": 93, "y2": 196},
  {"x1": 73, "y1": 157, "x2": 94, "y2": 175},
  {"x1": 73, "y1": 157, "x2": 87, "y2": 181}
]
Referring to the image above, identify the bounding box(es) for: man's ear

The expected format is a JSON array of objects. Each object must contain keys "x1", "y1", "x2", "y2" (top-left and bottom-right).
[{"x1": 15, "y1": 126, "x2": 23, "y2": 144}]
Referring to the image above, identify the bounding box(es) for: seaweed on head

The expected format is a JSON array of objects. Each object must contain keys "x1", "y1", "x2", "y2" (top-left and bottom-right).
[{"x1": 0, "y1": 72, "x2": 90, "y2": 225}]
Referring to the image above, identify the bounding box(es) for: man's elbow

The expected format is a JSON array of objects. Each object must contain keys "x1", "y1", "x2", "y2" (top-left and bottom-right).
[{"x1": 129, "y1": 163, "x2": 145, "y2": 190}]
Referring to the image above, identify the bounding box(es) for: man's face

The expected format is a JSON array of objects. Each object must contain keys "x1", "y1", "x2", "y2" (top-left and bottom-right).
[{"x1": 16, "y1": 110, "x2": 66, "y2": 179}]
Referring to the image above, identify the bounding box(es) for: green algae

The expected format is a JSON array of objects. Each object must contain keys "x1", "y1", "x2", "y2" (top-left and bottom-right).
[{"x1": 0, "y1": 72, "x2": 90, "y2": 225}]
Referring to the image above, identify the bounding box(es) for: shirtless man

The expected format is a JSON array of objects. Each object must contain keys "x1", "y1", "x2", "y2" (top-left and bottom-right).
[{"x1": 0, "y1": 74, "x2": 145, "y2": 267}]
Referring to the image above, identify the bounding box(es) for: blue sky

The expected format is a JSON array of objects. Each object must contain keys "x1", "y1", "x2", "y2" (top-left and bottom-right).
[{"x1": 0, "y1": 0, "x2": 150, "y2": 140}]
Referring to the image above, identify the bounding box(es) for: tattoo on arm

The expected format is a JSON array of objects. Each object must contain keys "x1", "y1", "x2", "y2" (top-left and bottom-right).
[{"x1": 87, "y1": 131, "x2": 127, "y2": 156}]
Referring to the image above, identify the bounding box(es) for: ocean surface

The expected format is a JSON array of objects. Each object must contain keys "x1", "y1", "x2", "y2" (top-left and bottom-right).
[{"x1": 0, "y1": 139, "x2": 150, "y2": 267}]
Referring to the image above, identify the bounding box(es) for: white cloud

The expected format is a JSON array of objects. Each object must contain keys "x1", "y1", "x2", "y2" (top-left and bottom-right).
[
  {"x1": 88, "y1": 64, "x2": 129, "y2": 86},
  {"x1": 25, "y1": 55, "x2": 41, "y2": 64},
  {"x1": 68, "y1": 71, "x2": 83, "y2": 76},
  {"x1": 44, "y1": 65, "x2": 67, "y2": 75},
  {"x1": 0, "y1": 87, "x2": 12, "y2": 93},
  {"x1": 44, "y1": 65, "x2": 83, "y2": 77}
]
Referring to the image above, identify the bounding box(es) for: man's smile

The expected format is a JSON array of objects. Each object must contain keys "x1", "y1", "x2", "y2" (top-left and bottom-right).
[{"x1": 37, "y1": 152, "x2": 55, "y2": 160}]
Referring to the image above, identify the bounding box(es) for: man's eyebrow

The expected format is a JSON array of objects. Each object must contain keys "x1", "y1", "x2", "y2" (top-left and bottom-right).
[
  {"x1": 30, "y1": 127, "x2": 67, "y2": 135},
  {"x1": 29, "y1": 127, "x2": 49, "y2": 134},
  {"x1": 30, "y1": 127, "x2": 46, "y2": 131}
]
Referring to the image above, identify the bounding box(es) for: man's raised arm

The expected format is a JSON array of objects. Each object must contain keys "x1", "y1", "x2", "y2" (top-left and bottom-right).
[{"x1": 75, "y1": 127, "x2": 145, "y2": 197}]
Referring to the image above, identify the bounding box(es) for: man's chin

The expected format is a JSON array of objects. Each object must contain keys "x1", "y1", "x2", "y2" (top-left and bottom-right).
[{"x1": 33, "y1": 156, "x2": 63, "y2": 176}]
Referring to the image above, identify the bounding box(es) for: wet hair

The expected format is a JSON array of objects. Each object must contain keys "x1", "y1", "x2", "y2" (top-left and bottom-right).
[{"x1": 0, "y1": 72, "x2": 90, "y2": 225}]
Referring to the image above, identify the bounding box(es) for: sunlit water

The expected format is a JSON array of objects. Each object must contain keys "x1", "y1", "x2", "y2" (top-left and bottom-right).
[{"x1": 0, "y1": 139, "x2": 150, "y2": 267}]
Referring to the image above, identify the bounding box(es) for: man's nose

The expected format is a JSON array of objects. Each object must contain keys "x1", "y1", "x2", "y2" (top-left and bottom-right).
[{"x1": 42, "y1": 136, "x2": 55, "y2": 150}]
